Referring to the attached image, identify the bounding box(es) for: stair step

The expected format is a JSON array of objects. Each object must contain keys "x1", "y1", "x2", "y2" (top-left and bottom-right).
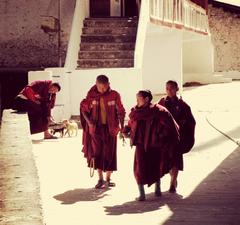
[
  {"x1": 81, "y1": 35, "x2": 136, "y2": 43},
  {"x1": 79, "y1": 51, "x2": 134, "y2": 59},
  {"x1": 77, "y1": 59, "x2": 134, "y2": 68},
  {"x1": 85, "y1": 17, "x2": 138, "y2": 20},
  {"x1": 84, "y1": 19, "x2": 138, "y2": 27},
  {"x1": 80, "y1": 43, "x2": 135, "y2": 51},
  {"x1": 82, "y1": 27, "x2": 137, "y2": 35}
]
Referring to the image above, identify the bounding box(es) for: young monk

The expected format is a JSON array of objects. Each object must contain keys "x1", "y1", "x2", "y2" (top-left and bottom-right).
[
  {"x1": 13, "y1": 80, "x2": 61, "y2": 139},
  {"x1": 80, "y1": 75, "x2": 125, "y2": 189},
  {"x1": 159, "y1": 80, "x2": 196, "y2": 193},
  {"x1": 122, "y1": 90, "x2": 179, "y2": 201}
]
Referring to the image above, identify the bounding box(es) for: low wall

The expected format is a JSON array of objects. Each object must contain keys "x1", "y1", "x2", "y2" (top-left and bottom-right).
[
  {"x1": 69, "y1": 68, "x2": 142, "y2": 116},
  {"x1": 0, "y1": 110, "x2": 43, "y2": 225}
]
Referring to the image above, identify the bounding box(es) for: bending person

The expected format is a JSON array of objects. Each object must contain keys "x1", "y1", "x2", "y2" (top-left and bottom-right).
[{"x1": 13, "y1": 80, "x2": 61, "y2": 139}]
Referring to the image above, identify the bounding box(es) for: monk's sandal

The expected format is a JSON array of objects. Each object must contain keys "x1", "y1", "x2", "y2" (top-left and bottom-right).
[{"x1": 95, "y1": 179, "x2": 105, "y2": 189}]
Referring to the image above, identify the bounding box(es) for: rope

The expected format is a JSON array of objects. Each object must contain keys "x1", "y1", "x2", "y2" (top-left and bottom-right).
[
  {"x1": 89, "y1": 158, "x2": 95, "y2": 178},
  {"x1": 206, "y1": 116, "x2": 240, "y2": 147}
]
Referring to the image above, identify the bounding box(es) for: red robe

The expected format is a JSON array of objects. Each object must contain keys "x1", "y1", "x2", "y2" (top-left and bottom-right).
[
  {"x1": 123, "y1": 104, "x2": 180, "y2": 186},
  {"x1": 80, "y1": 85, "x2": 125, "y2": 171},
  {"x1": 159, "y1": 96, "x2": 196, "y2": 170},
  {"x1": 16, "y1": 80, "x2": 56, "y2": 134}
]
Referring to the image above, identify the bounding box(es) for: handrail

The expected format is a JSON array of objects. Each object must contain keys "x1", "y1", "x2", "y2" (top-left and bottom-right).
[
  {"x1": 149, "y1": 0, "x2": 209, "y2": 34},
  {"x1": 134, "y1": 0, "x2": 150, "y2": 68},
  {"x1": 65, "y1": 0, "x2": 87, "y2": 70}
]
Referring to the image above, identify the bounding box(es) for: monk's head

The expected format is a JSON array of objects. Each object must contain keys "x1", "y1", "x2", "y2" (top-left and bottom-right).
[
  {"x1": 136, "y1": 90, "x2": 153, "y2": 107},
  {"x1": 96, "y1": 75, "x2": 109, "y2": 94},
  {"x1": 49, "y1": 82, "x2": 61, "y2": 94},
  {"x1": 166, "y1": 80, "x2": 179, "y2": 98}
]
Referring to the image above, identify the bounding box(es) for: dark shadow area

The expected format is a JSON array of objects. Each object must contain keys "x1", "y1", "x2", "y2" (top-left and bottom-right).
[
  {"x1": 104, "y1": 193, "x2": 183, "y2": 215},
  {"x1": 54, "y1": 188, "x2": 110, "y2": 204},
  {"x1": 104, "y1": 148, "x2": 240, "y2": 224},
  {"x1": 193, "y1": 124, "x2": 240, "y2": 152},
  {"x1": 0, "y1": 69, "x2": 28, "y2": 112},
  {"x1": 162, "y1": 147, "x2": 240, "y2": 225}
]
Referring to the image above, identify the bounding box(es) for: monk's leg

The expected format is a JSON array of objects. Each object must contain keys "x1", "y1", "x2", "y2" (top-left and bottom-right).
[
  {"x1": 169, "y1": 167, "x2": 178, "y2": 193},
  {"x1": 137, "y1": 184, "x2": 145, "y2": 201},
  {"x1": 155, "y1": 180, "x2": 161, "y2": 197},
  {"x1": 105, "y1": 171, "x2": 115, "y2": 187},
  {"x1": 95, "y1": 169, "x2": 105, "y2": 189}
]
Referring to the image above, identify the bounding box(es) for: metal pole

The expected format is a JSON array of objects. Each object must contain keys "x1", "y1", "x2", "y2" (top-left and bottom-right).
[{"x1": 58, "y1": 0, "x2": 62, "y2": 67}]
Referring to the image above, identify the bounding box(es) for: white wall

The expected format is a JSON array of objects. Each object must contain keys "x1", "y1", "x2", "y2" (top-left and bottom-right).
[
  {"x1": 69, "y1": 68, "x2": 142, "y2": 116},
  {"x1": 182, "y1": 36, "x2": 216, "y2": 83},
  {"x1": 28, "y1": 71, "x2": 52, "y2": 84},
  {"x1": 45, "y1": 68, "x2": 71, "y2": 122},
  {"x1": 183, "y1": 37, "x2": 214, "y2": 74},
  {"x1": 65, "y1": 0, "x2": 88, "y2": 70},
  {"x1": 142, "y1": 24, "x2": 183, "y2": 94}
]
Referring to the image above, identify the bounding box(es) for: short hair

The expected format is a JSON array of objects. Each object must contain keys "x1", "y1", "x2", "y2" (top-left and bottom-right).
[
  {"x1": 166, "y1": 80, "x2": 179, "y2": 90},
  {"x1": 137, "y1": 90, "x2": 153, "y2": 102},
  {"x1": 52, "y1": 82, "x2": 61, "y2": 91},
  {"x1": 96, "y1": 75, "x2": 109, "y2": 84}
]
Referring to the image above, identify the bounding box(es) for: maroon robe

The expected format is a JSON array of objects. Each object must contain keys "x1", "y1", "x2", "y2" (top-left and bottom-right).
[
  {"x1": 14, "y1": 80, "x2": 56, "y2": 134},
  {"x1": 123, "y1": 104, "x2": 180, "y2": 186},
  {"x1": 159, "y1": 96, "x2": 196, "y2": 170},
  {"x1": 80, "y1": 85, "x2": 125, "y2": 171}
]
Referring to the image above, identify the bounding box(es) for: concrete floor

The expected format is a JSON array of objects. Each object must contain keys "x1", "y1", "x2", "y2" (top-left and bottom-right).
[{"x1": 31, "y1": 82, "x2": 240, "y2": 225}]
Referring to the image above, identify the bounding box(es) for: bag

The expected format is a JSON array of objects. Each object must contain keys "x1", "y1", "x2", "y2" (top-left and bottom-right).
[{"x1": 180, "y1": 121, "x2": 195, "y2": 154}]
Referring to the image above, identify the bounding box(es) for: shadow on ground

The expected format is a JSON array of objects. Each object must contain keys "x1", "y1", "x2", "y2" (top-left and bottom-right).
[
  {"x1": 104, "y1": 147, "x2": 240, "y2": 224},
  {"x1": 104, "y1": 193, "x2": 183, "y2": 215},
  {"x1": 53, "y1": 188, "x2": 110, "y2": 204},
  {"x1": 162, "y1": 146, "x2": 240, "y2": 225}
]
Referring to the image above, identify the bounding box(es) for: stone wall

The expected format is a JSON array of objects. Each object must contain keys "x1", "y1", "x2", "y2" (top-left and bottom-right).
[
  {"x1": 208, "y1": 4, "x2": 240, "y2": 72},
  {"x1": 0, "y1": 0, "x2": 76, "y2": 68}
]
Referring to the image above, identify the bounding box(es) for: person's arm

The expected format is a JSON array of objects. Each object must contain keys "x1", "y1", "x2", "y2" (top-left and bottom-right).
[
  {"x1": 115, "y1": 93, "x2": 126, "y2": 131},
  {"x1": 80, "y1": 98, "x2": 96, "y2": 134},
  {"x1": 24, "y1": 87, "x2": 41, "y2": 104},
  {"x1": 81, "y1": 111, "x2": 91, "y2": 125}
]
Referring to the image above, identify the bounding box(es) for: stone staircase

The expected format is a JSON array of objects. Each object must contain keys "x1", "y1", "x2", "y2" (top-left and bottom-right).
[{"x1": 77, "y1": 18, "x2": 138, "y2": 69}]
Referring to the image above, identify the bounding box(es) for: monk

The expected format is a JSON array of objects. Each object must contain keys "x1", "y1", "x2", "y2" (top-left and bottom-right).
[
  {"x1": 80, "y1": 75, "x2": 126, "y2": 189},
  {"x1": 123, "y1": 90, "x2": 179, "y2": 201},
  {"x1": 159, "y1": 80, "x2": 196, "y2": 193},
  {"x1": 13, "y1": 80, "x2": 61, "y2": 139}
]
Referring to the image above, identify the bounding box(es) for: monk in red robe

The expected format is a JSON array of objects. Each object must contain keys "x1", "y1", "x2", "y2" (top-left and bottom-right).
[
  {"x1": 159, "y1": 80, "x2": 196, "y2": 193},
  {"x1": 13, "y1": 80, "x2": 61, "y2": 139},
  {"x1": 123, "y1": 90, "x2": 179, "y2": 201},
  {"x1": 80, "y1": 75, "x2": 125, "y2": 189}
]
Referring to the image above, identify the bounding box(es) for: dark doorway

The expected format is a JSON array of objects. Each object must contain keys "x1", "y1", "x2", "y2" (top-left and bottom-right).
[
  {"x1": 0, "y1": 68, "x2": 36, "y2": 117},
  {"x1": 124, "y1": 0, "x2": 140, "y2": 17},
  {"x1": 90, "y1": 0, "x2": 111, "y2": 17}
]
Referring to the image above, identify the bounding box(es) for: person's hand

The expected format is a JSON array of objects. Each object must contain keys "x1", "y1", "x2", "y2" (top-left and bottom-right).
[
  {"x1": 119, "y1": 131, "x2": 127, "y2": 146},
  {"x1": 34, "y1": 94, "x2": 41, "y2": 100},
  {"x1": 47, "y1": 116, "x2": 56, "y2": 126}
]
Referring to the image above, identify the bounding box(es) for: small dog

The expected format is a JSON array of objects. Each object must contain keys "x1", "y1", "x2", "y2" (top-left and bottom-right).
[
  {"x1": 50, "y1": 127, "x2": 65, "y2": 138},
  {"x1": 62, "y1": 120, "x2": 78, "y2": 137}
]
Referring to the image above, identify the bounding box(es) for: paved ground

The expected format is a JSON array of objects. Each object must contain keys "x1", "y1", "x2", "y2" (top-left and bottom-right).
[{"x1": 1, "y1": 82, "x2": 240, "y2": 225}]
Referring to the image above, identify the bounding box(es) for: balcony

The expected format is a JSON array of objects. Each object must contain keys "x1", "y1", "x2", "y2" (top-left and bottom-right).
[{"x1": 149, "y1": 0, "x2": 209, "y2": 35}]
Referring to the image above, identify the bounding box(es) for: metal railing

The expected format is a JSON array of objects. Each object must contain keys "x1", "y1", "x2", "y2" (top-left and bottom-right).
[{"x1": 150, "y1": 0, "x2": 209, "y2": 34}]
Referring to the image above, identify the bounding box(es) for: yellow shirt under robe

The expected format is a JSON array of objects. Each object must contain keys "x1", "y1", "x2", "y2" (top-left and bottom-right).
[{"x1": 100, "y1": 97, "x2": 107, "y2": 124}]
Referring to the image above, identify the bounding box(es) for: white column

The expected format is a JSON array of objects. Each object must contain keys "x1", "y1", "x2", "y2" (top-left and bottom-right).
[
  {"x1": 111, "y1": 0, "x2": 121, "y2": 17},
  {"x1": 142, "y1": 30, "x2": 183, "y2": 94}
]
